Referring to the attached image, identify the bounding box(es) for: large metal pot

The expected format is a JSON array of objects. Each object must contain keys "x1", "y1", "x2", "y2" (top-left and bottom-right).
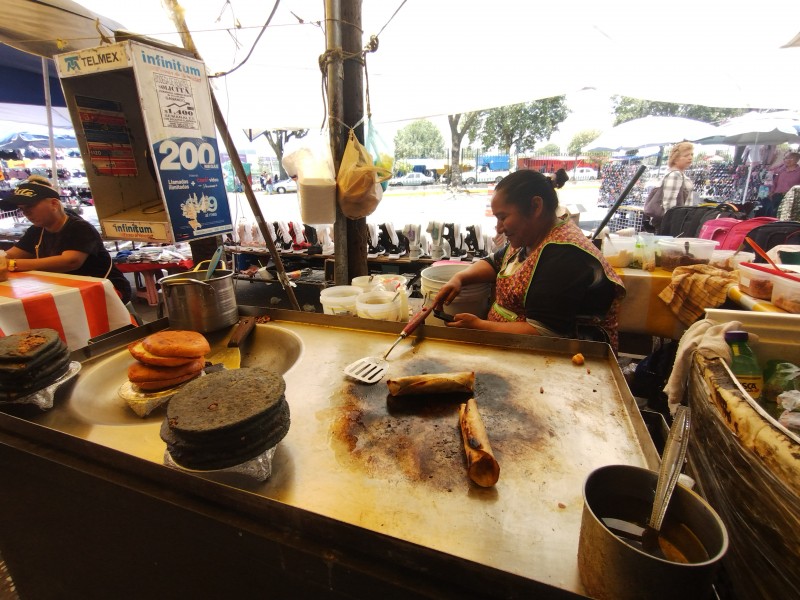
[
  {"x1": 577, "y1": 464, "x2": 728, "y2": 600},
  {"x1": 158, "y1": 268, "x2": 238, "y2": 333}
]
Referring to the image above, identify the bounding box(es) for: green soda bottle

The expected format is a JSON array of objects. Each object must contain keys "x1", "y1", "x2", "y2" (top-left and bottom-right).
[{"x1": 724, "y1": 330, "x2": 763, "y2": 401}]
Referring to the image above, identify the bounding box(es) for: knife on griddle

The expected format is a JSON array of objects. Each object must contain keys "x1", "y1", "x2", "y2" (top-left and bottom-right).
[{"x1": 207, "y1": 316, "x2": 257, "y2": 370}]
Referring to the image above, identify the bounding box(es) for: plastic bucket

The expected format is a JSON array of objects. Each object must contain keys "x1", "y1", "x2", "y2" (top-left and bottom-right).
[
  {"x1": 356, "y1": 290, "x2": 402, "y2": 321},
  {"x1": 351, "y1": 275, "x2": 382, "y2": 294},
  {"x1": 420, "y1": 264, "x2": 492, "y2": 326},
  {"x1": 320, "y1": 285, "x2": 363, "y2": 316}
]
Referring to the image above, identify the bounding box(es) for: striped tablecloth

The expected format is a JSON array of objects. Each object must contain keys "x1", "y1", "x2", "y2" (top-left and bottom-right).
[
  {"x1": 726, "y1": 285, "x2": 787, "y2": 313},
  {"x1": 615, "y1": 267, "x2": 687, "y2": 339},
  {"x1": 0, "y1": 271, "x2": 132, "y2": 349}
]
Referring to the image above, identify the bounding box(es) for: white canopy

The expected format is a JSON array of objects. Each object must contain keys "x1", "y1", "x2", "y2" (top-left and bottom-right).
[{"x1": 4, "y1": 1, "x2": 800, "y2": 135}]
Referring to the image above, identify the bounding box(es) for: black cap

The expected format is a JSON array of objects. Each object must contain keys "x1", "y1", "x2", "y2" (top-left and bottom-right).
[
  {"x1": 0, "y1": 180, "x2": 60, "y2": 210},
  {"x1": 724, "y1": 330, "x2": 749, "y2": 343}
]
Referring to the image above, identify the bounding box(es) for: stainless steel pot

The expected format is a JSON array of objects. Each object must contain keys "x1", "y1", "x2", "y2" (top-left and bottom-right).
[
  {"x1": 577, "y1": 464, "x2": 728, "y2": 600},
  {"x1": 158, "y1": 268, "x2": 238, "y2": 333}
]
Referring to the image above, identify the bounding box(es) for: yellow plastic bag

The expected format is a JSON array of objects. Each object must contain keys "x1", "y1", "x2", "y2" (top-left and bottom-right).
[{"x1": 337, "y1": 130, "x2": 392, "y2": 219}]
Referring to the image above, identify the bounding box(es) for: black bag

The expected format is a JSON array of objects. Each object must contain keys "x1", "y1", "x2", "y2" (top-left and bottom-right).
[
  {"x1": 656, "y1": 203, "x2": 743, "y2": 237},
  {"x1": 643, "y1": 171, "x2": 688, "y2": 229},
  {"x1": 743, "y1": 221, "x2": 800, "y2": 260}
]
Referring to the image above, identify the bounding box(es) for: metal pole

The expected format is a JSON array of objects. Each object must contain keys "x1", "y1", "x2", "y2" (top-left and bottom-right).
[
  {"x1": 591, "y1": 165, "x2": 647, "y2": 240},
  {"x1": 41, "y1": 57, "x2": 58, "y2": 189}
]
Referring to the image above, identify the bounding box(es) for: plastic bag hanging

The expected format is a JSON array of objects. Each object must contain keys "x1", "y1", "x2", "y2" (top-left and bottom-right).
[
  {"x1": 282, "y1": 130, "x2": 337, "y2": 224},
  {"x1": 366, "y1": 119, "x2": 394, "y2": 192},
  {"x1": 336, "y1": 129, "x2": 392, "y2": 219}
]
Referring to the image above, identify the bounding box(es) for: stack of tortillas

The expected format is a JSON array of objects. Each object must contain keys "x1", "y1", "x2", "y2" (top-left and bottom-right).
[{"x1": 127, "y1": 330, "x2": 210, "y2": 391}]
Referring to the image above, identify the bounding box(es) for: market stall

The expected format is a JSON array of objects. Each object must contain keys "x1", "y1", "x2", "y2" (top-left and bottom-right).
[{"x1": 0, "y1": 309, "x2": 659, "y2": 598}]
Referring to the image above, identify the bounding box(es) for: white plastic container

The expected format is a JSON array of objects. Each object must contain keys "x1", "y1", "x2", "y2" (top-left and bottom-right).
[
  {"x1": 319, "y1": 285, "x2": 363, "y2": 316},
  {"x1": 420, "y1": 264, "x2": 492, "y2": 326},
  {"x1": 737, "y1": 262, "x2": 775, "y2": 300},
  {"x1": 770, "y1": 273, "x2": 800, "y2": 313},
  {"x1": 657, "y1": 238, "x2": 718, "y2": 271},
  {"x1": 298, "y1": 177, "x2": 336, "y2": 224},
  {"x1": 351, "y1": 275, "x2": 382, "y2": 294},
  {"x1": 601, "y1": 236, "x2": 637, "y2": 268},
  {"x1": 356, "y1": 290, "x2": 402, "y2": 321}
]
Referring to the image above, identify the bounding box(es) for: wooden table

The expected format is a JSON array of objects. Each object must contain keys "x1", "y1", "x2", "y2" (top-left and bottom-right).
[
  {"x1": 116, "y1": 259, "x2": 194, "y2": 306},
  {"x1": 0, "y1": 271, "x2": 132, "y2": 349}
]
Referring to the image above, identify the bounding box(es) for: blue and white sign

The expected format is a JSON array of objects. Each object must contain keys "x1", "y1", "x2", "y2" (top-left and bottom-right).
[{"x1": 132, "y1": 42, "x2": 233, "y2": 242}]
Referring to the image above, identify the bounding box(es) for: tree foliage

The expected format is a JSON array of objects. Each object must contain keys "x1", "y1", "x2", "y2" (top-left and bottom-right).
[
  {"x1": 611, "y1": 97, "x2": 747, "y2": 125},
  {"x1": 263, "y1": 129, "x2": 308, "y2": 179},
  {"x1": 568, "y1": 129, "x2": 603, "y2": 156},
  {"x1": 477, "y1": 97, "x2": 569, "y2": 154},
  {"x1": 394, "y1": 120, "x2": 446, "y2": 159},
  {"x1": 537, "y1": 143, "x2": 561, "y2": 155}
]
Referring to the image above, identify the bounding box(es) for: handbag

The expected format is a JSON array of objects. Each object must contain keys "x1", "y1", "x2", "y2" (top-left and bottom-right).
[{"x1": 643, "y1": 171, "x2": 688, "y2": 229}]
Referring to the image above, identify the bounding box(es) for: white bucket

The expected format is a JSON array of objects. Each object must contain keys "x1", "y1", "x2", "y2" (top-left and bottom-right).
[
  {"x1": 320, "y1": 285, "x2": 363, "y2": 316},
  {"x1": 356, "y1": 290, "x2": 402, "y2": 321},
  {"x1": 420, "y1": 264, "x2": 492, "y2": 326},
  {"x1": 351, "y1": 275, "x2": 382, "y2": 294}
]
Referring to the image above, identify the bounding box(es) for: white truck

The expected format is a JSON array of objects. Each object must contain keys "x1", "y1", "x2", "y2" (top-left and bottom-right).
[{"x1": 461, "y1": 165, "x2": 510, "y2": 185}]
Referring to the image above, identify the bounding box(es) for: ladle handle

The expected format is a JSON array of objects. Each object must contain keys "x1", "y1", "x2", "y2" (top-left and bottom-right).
[
  {"x1": 745, "y1": 236, "x2": 782, "y2": 272},
  {"x1": 649, "y1": 406, "x2": 691, "y2": 531}
]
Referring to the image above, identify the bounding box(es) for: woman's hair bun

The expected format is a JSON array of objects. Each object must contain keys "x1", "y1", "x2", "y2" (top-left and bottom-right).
[{"x1": 552, "y1": 168, "x2": 569, "y2": 189}]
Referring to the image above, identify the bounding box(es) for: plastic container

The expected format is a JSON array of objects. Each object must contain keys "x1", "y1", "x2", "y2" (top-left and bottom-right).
[
  {"x1": 420, "y1": 264, "x2": 492, "y2": 326},
  {"x1": 320, "y1": 285, "x2": 363, "y2": 316},
  {"x1": 657, "y1": 238, "x2": 718, "y2": 271},
  {"x1": 351, "y1": 275, "x2": 382, "y2": 294},
  {"x1": 771, "y1": 273, "x2": 800, "y2": 313},
  {"x1": 737, "y1": 262, "x2": 775, "y2": 300},
  {"x1": 356, "y1": 290, "x2": 402, "y2": 321},
  {"x1": 298, "y1": 177, "x2": 336, "y2": 224},
  {"x1": 601, "y1": 236, "x2": 637, "y2": 268},
  {"x1": 710, "y1": 250, "x2": 755, "y2": 271}
]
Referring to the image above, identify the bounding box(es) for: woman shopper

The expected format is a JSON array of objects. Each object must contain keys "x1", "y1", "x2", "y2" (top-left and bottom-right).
[
  {"x1": 431, "y1": 169, "x2": 626, "y2": 351},
  {"x1": 761, "y1": 151, "x2": 800, "y2": 217}
]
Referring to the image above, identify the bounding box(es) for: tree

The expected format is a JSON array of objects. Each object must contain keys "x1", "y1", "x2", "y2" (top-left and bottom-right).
[
  {"x1": 611, "y1": 97, "x2": 747, "y2": 125},
  {"x1": 537, "y1": 143, "x2": 561, "y2": 155},
  {"x1": 394, "y1": 120, "x2": 446, "y2": 159},
  {"x1": 447, "y1": 112, "x2": 483, "y2": 187},
  {"x1": 478, "y1": 97, "x2": 569, "y2": 155},
  {"x1": 568, "y1": 130, "x2": 602, "y2": 157},
  {"x1": 261, "y1": 129, "x2": 308, "y2": 179}
]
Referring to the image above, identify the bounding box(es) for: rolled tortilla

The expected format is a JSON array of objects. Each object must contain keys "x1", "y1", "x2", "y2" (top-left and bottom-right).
[
  {"x1": 386, "y1": 371, "x2": 475, "y2": 397},
  {"x1": 459, "y1": 398, "x2": 500, "y2": 487}
]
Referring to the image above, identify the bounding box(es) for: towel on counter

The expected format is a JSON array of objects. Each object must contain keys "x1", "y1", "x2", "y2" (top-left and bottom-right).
[
  {"x1": 658, "y1": 264, "x2": 738, "y2": 326},
  {"x1": 664, "y1": 319, "x2": 758, "y2": 415}
]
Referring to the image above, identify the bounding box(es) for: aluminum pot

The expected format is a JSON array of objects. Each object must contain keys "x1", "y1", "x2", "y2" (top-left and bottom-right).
[
  {"x1": 158, "y1": 268, "x2": 238, "y2": 333},
  {"x1": 577, "y1": 464, "x2": 728, "y2": 600}
]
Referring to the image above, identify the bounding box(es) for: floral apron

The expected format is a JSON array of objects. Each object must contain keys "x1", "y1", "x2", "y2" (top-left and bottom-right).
[{"x1": 487, "y1": 216, "x2": 626, "y2": 350}]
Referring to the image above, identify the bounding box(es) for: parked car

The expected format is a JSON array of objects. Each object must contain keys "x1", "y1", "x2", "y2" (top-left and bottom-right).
[
  {"x1": 572, "y1": 167, "x2": 599, "y2": 181},
  {"x1": 389, "y1": 172, "x2": 434, "y2": 186},
  {"x1": 274, "y1": 178, "x2": 298, "y2": 193}
]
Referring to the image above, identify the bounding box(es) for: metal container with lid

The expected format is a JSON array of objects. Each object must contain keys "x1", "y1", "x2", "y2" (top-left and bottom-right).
[{"x1": 158, "y1": 268, "x2": 238, "y2": 333}]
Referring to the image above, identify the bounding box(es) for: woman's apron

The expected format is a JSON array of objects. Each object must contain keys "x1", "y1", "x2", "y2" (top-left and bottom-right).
[{"x1": 488, "y1": 216, "x2": 625, "y2": 350}]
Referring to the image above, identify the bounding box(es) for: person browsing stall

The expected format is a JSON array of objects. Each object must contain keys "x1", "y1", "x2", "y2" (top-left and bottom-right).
[
  {"x1": 660, "y1": 142, "x2": 694, "y2": 213},
  {"x1": 431, "y1": 169, "x2": 626, "y2": 350},
  {"x1": 762, "y1": 151, "x2": 800, "y2": 217},
  {"x1": 0, "y1": 176, "x2": 132, "y2": 303}
]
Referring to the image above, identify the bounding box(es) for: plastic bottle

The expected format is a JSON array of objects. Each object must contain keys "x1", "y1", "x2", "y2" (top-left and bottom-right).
[{"x1": 725, "y1": 330, "x2": 763, "y2": 401}]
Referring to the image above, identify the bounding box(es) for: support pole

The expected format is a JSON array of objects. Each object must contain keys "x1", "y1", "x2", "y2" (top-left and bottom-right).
[
  {"x1": 162, "y1": 0, "x2": 300, "y2": 310},
  {"x1": 326, "y1": 0, "x2": 368, "y2": 285},
  {"x1": 42, "y1": 58, "x2": 58, "y2": 189}
]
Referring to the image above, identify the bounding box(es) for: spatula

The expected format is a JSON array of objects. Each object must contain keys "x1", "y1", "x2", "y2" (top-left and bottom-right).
[
  {"x1": 205, "y1": 245, "x2": 225, "y2": 280},
  {"x1": 344, "y1": 306, "x2": 432, "y2": 384},
  {"x1": 206, "y1": 316, "x2": 257, "y2": 370}
]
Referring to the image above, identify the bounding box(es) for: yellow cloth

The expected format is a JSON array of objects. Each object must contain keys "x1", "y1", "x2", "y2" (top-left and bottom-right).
[{"x1": 658, "y1": 264, "x2": 738, "y2": 326}]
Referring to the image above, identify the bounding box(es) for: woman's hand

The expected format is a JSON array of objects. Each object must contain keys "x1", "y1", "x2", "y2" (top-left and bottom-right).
[
  {"x1": 432, "y1": 278, "x2": 462, "y2": 310},
  {"x1": 446, "y1": 312, "x2": 483, "y2": 328}
]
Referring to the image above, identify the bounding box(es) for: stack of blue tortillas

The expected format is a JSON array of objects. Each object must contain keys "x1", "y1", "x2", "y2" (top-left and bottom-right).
[
  {"x1": 0, "y1": 329, "x2": 70, "y2": 402},
  {"x1": 160, "y1": 367, "x2": 290, "y2": 470}
]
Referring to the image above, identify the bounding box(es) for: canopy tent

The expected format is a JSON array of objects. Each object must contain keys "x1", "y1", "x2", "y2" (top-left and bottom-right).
[
  {"x1": 694, "y1": 111, "x2": 800, "y2": 146},
  {"x1": 3, "y1": 0, "x2": 794, "y2": 138},
  {"x1": 584, "y1": 117, "x2": 720, "y2": 152}
]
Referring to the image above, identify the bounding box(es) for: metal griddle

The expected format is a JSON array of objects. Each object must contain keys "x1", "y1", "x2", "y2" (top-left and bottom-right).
[{"x1": 20, "y1": 309, "x2": 658, "y2": 596}]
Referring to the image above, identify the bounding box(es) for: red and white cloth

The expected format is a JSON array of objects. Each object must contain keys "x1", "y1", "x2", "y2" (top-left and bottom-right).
[{"x1": 0, "y1": 271, "x2": 132, "y2": 350}]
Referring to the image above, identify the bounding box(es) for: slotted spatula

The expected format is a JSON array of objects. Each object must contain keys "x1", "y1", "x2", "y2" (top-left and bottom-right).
[{"x1": 344, "y1": 306, "x2": 432, "y2": 384}]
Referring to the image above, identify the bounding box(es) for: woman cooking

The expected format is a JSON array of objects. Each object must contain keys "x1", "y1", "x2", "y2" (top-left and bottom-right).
[{"x1": 431, "y1": 169, "x2": 626, "y2": 350}]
